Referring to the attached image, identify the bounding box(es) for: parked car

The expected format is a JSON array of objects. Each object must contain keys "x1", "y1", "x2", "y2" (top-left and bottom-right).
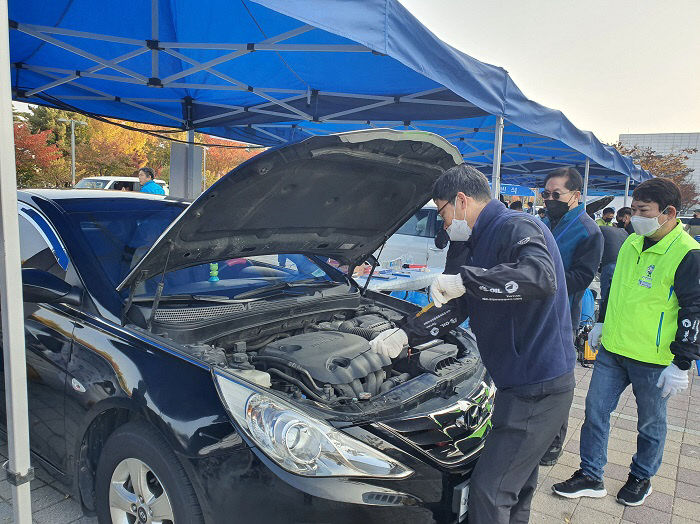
[
  {"x1": 74, "y1": 175, "x2": 169, "y2": 194},
  {"x1": 377, "y1": 202, "x2": 447, "y2": 268},
  {"x1": 4, "y1": 130, "x2": 492, "y2": 524}
]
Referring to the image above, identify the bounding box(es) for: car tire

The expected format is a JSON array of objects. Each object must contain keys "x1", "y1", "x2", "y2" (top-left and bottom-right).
[{"x1": 95, "y1": 421, "x2": 204, "y2": 524}]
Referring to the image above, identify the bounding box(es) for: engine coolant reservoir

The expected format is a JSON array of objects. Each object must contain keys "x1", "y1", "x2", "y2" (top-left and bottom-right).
[{"x1": 230, "y1": 369, "x2": 272, "y2": 388}]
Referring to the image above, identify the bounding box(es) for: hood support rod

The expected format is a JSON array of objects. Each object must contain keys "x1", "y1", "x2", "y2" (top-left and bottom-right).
[
  {"x1": 361, "y1": 237, "x2": 387, "y2": 296},
  {"x1": 146, "y1": 242, "x2": 174, "y2": 331}
]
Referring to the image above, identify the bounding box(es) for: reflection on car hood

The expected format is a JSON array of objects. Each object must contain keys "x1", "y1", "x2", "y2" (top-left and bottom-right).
[{"x1": 117, "y1": 129, "x2": 461, "y2": 291}]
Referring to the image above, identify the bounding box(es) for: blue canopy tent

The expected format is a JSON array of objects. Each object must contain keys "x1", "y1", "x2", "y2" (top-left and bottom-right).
[
  {"x1": 0, "y1": 2, "x2": 652, "y2": 520},
  {"x1": 7, "y1": 0, "x2": 647, "y2": 194},
  {"x1": 237, "y1": 117, "x2": 651, "y2": 196}
]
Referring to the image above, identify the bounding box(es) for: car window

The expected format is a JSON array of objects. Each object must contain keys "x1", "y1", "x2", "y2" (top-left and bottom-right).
[
  {"x1": 396, "y1": 208, "x2": 433, "y2": 238},
  {"x1": 112, "y1": 181, "x2": 135, "y2": 191},
  {"x1": 74, "y1": 179, "x2": 108, "y2": 189}
]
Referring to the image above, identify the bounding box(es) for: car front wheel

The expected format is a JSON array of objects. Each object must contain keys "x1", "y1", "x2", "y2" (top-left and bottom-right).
[{"x1": 95, "y1": 421, "x2": 203, "y2": 524}]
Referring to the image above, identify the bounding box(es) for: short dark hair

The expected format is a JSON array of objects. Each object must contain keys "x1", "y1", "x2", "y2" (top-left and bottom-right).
[
  {"x1": 509, "y1": 200, "x2": 523, "y2": 210},
  {"x1": 527, "y1": 201, "x2": 534, "y2": 208},
  {"x1": 537, "y1": 207, "x2": 546, "y2": 215},
  {"x1": 617, "y1": 207, "x2": 632, "y2": 218},
  {"x1": 602, "y1": 207, "x2": 615, "y2": 215},
  {"x1": 432, "y1": 164, "x2": 492, "y2": 203},
  {"x1": 632, "y1": 178, "x2": 681, "y2": 211},
  {"x1": 544, "y1": 167, "x2": 583, "y2": 192},
  {"x1": 139, "y1": 166, "x2": 155, "y2": 180}
]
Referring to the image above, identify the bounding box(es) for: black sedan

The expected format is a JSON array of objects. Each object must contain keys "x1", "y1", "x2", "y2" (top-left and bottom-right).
[{"x1": 3, "y1": 130, "x2": 493, "y2": 523}]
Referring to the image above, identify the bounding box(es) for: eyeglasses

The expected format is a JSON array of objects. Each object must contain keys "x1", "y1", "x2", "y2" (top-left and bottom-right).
[
  {"x1": 540, "y1": 190, "x2": 573, "y2": 200},
  {"x1": 437, "y1": 200, "x2": 451, "y2": 216}
]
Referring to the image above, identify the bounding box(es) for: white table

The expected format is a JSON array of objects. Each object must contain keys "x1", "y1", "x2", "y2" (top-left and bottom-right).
[{"x1": 354, "y1": 267, "x2": 443, "y2": 292}]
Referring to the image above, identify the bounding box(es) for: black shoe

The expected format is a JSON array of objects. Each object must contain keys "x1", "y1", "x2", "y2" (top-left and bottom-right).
[
  {"x1": 552, "y1": 469, "x2": 607, "y2": 499},
  {"x1": 539, "y1": 445, "x2": 563, "y2": 466},
  {"x1": 616, "y1": 475, "x2": 652, "y2": 506}
]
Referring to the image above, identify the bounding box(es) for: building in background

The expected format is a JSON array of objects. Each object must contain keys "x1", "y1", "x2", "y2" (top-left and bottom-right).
[{"x1": 620, "y1": 133, "x2": 700, "y2": 190}]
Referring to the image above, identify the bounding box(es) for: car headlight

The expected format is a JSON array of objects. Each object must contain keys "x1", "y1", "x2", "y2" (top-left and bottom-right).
[{"x1": 214, "y1": 372, "x2": 413, "y2": 479}]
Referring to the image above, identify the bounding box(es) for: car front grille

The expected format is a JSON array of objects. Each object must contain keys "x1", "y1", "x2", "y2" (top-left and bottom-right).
[{"x1": 379, "y1": 381, "x2": 494, "y2": 466}]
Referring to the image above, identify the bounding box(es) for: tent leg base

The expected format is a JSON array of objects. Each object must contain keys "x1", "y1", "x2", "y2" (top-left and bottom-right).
[{"x1": 2, "y1": 461, "x2": 34, "y2": 486}]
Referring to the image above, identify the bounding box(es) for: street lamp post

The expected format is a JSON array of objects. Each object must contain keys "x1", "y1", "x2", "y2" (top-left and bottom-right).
[{"x1": 57, "y1": 118, "x2": 87, "y2": 187}]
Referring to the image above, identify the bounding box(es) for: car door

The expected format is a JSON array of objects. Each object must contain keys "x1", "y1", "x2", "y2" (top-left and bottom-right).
[{"x1": 0, "y1": 204, "x2": 76, "y2": 472}]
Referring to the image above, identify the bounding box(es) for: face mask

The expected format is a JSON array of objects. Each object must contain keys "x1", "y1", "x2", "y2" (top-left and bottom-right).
[
  {"x1": 446, "y1": 198, "x2": 472, "y2": 241},
  {"x1": 603, "y1": 216, "x2": 612, "y2": 223},
  {"x1": 630, "y1": 207, "x2": 669, "y2": 237},
  {"x1": 616, "y1": 220, "x2": 626, "y2": 228},
  {"x1": 544, "y1": 199, "x2": 569, "y2": 220}
]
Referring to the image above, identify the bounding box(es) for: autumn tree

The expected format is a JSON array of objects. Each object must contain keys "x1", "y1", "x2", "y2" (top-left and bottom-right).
[
  {"x1": 13, "y1": 122, "x2": 64, "y2": 187},
  {"x1": 202, "y1": 135, "x2": 261, "y2": 188},
  {"x1": 614, "y1": 142, "x2": 699, "y2": 211},
  {"x1": 26, "y1": 106, "x2": 90, "y2": 154},
  {"x1": 15, "y1": 105, "x2": 262, "y2": 188},
  {"x1": 76, "y1": 119, "x2": 150, "y2": 178}
]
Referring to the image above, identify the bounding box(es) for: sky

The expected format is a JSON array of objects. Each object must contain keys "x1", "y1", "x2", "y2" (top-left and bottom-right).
[{"x1": 399, "y1": 0, "x2": 700, "y2": 144}]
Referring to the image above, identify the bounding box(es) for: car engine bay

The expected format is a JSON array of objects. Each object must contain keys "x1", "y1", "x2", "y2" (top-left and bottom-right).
[{"x1": 150, "y1": 301, "x2": 479, "y2": 407}]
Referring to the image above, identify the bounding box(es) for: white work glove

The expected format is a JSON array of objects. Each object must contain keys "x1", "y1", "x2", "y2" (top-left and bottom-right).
[
  {"x1": 369, "y1": 328, "x2": 408, "y2": 359},
  {"x1": 430, "y1": 274, "x2": 466, "y2": 308},
  {"x1": 656, "y1": 363, "x2": 689, "y2": 398},
  {"x1": 588, "y1": 323, "x2": 604, "y2": 348}
]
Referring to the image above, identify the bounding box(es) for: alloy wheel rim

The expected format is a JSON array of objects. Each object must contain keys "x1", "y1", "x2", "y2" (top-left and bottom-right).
[{"x1": 108, "y1": 457, "x2": 174, "y2": 524}]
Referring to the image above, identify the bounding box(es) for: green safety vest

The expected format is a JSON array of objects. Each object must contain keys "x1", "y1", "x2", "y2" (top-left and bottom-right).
[
  {"x1": 602, "y1": 221, "x2": 699, "y2": 365},
  {"x1": 595, "y1": 218, "x2": 613, "y2": 227}
]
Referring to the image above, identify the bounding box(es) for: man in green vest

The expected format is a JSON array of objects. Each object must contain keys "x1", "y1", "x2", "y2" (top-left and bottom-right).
[
  {"x1": 595, "y1": 207, "x2": 615, "y2": 227},
  {"x1": 552, "y1": 178, "x2": 700, "y2": 506}
]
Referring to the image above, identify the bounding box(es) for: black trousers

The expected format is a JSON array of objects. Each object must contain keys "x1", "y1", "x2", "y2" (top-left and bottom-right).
[
  {"x1": 468, "y1": 385, "x2": 574, "y2": 524},
  {"x1": 545, "y1": 330, "x2": 578, "y2": 454}
]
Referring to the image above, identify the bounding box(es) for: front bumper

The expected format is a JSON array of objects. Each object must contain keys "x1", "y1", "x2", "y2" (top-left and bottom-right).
[{"x1": 186, "y1": 445, "x2": 475, "y2": 524}]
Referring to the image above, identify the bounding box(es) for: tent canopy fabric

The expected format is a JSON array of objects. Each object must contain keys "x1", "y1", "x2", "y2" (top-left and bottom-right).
[
  {"x1": 241, "y1": 117, "x2": 651, "y2": 191},
  {"x1": 9, "y1": 0, "x2": 647, "y2": 188}
]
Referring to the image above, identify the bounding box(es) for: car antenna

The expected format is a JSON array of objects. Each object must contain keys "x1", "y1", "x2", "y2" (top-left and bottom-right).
[
  {"x1": 147, "y1": 242, "x2": 175, "y2": 331},
  {"x1": 361, "y1": 236, "x2": 387, "y2": 296}
]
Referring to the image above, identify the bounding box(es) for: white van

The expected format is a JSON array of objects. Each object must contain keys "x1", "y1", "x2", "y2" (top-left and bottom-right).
[
  {"x1": 376, "y1": 202, "x2": 447, "y2": 268},
  {"x1": 74, "y1": 176, "x2": 169, "y2": 194}
]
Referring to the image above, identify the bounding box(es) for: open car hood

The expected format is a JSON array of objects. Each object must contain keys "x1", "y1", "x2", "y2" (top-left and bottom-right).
[{"x1": 117, "y1": 129, "x2": 461, "y2": 291}]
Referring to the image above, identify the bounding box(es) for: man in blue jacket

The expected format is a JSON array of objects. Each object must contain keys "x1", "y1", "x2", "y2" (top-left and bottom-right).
[
  {"x1": 540, "y1": 167, "x2": 604, "y2": 465},
  {"x1": 137, "y1": 167, "x2": 165, "y2": 195},
  {"x1": 370, "y1": 164, "x2": 575, "y2": 524}
]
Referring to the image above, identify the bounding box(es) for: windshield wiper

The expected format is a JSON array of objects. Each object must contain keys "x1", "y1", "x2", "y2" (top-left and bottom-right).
[
  {"x1": 131, "y1": 294, "x2": 243, "y2": 304},
  {"x1": 233, "y1": 278, "x2": 341, "y2": 300},
  {"x1": 129, "y1": 279, "x2": 342, "y2": 304}
]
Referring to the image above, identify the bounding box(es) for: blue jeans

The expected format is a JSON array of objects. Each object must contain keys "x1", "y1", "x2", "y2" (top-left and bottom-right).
[{"x1": 580, "y1": 348, "x2": 668, "y2": 481}]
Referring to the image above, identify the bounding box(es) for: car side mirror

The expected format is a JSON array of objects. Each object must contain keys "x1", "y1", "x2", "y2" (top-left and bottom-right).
[{"x1": 22, "y1": 268, "x2": 82, "y2": 306}]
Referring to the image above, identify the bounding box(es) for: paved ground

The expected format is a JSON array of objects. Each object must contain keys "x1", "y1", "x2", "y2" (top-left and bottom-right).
[{"x1": 0, "y1": 362, "x2": 698, "y2": 523}]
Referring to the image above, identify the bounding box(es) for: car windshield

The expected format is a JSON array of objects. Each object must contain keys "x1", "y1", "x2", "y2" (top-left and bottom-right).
[
  {"x1": 74, "y1": 178, "x2": 109, "y2": 189},
  {"x1": 60, "y1": 199, "x2": 338, "y2": 299}
]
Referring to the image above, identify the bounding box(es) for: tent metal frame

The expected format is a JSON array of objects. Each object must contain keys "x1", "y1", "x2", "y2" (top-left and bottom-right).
[{"x1": 1, "y1": 2, "x2": 32, "y2": 521}]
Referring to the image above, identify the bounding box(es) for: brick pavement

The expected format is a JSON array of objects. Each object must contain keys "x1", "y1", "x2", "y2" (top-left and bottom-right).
[{"x1": 0, "y1": 362, "x2": 698, "y2": 523}]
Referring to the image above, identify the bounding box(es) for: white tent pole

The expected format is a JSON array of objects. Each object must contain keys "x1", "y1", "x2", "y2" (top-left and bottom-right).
[
  {"x1": 582, "y1": 158, "x2": 590, "y2": 204},
  {"x1": 624, "y1": 175, "x2": 631, "y2": 207},
  {"x1": 0, "y1": 2, "x2": 34, "y2": 522},
  {"x1": 491, "y1": 116, "x2": 504, "y2": 199}
]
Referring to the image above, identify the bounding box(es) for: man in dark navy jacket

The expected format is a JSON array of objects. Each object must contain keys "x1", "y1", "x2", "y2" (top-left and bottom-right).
[
  {"x1": 370, "y1": 164, "x2": 575, "y2": 524},
  {"x1": 540, "y1": 167, "x2": 604, "y2": 465}
]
